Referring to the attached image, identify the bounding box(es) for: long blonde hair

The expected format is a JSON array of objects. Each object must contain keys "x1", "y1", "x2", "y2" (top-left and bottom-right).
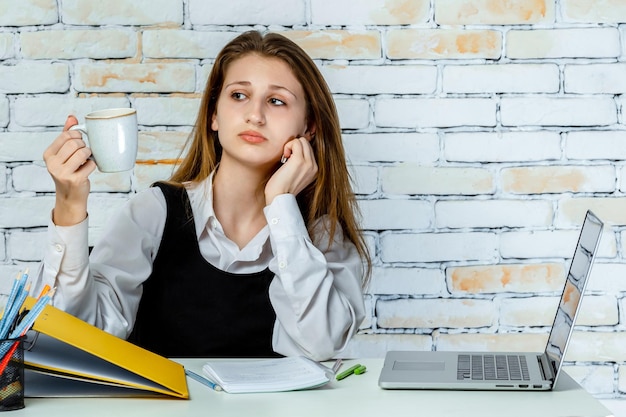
[{"x1": 170, "y1": 30, "x2": 371, "y2": 286}]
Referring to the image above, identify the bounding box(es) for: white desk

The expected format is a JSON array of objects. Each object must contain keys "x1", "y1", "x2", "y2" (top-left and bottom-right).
[{"x1": 13, "y1": 359, "x2": 613, "y2": 417}]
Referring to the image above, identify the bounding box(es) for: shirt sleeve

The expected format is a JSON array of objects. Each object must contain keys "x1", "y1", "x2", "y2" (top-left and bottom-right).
[
  {"x1": 264, "y1": 194, "x2": 366, "y2": 361},
  {"x1": 33, "y1": 188, "x2": 167, "y2": 339},
  {"x1": 31, "y1": 211, "x2": 91, "y2": 308}
]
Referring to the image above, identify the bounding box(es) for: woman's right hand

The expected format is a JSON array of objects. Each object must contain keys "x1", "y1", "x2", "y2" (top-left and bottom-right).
[{"x1": 43, "y1": 115, "x2": 97, "y2": 226}]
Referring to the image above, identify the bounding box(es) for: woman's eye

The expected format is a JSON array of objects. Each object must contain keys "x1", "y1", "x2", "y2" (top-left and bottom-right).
[
  {"x1": 231, "y1": 92, "x2": 246, "y2": 100},
  {"x1": 269, "y1": 98, "x2": 285, "y2": 106}
]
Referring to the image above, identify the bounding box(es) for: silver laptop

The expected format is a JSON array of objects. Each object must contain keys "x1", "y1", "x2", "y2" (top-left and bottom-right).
[{"x1": 379, "y1": 210, "x2": 603, "y2": 391}]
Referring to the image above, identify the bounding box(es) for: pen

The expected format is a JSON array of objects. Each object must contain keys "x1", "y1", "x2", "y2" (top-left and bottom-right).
[
  {"x1": 336, "y1": 363, "x2": 362, "y2": 381},
  {"x1": 0, "y1": 291, "x2": 54, "y2": 362},
  {"x1": 37, "y1": 284, "x2": 51, "y2": 299},
  {"x1": 0, "y1": 340, "x2": 19, "y2": 376},
  {"x1": 185, "y1": 369, "x2": 222, "y2": 391},
  {"x1": 0, "y1": 271, "x2": 28, "y2": 338},
  {"x1": 2, "y1": 273, "x2": 21, "y2": 317},
  {"x1": 332, "y1": 358, "x2": 343, "y2": 374},
  {"x1": 0, "y1": 282, "x2": 30, "y2": 340},
  {"x1": 9, "y1": 291, "x2": 54, "y2": 340}
]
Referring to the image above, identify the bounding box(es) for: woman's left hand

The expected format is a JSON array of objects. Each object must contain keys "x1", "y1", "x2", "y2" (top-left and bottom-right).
[{"x1": 265, "y1": 136, "x2": 318, "y2": 205}]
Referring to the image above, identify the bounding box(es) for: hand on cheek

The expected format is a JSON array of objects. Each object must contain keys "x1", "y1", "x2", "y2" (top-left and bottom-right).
[{"x1": 265, "y1": 136, "x2": 318, "y2": 205}]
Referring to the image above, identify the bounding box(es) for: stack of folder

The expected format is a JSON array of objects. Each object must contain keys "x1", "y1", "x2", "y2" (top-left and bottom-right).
[{"x1": 21, "y1": 297, "x2": 189, "y2": 399}]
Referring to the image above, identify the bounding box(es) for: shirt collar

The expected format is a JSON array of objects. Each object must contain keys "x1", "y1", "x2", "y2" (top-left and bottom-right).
[
  {"x1": 185, "y1": 172, "x2": 218, "y2": 239},
  {"x1": 185, "y1": 171, "x2": 271, "y2": 260}
]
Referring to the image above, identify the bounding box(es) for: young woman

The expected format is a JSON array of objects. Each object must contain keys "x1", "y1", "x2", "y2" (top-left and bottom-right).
[{"x1": 36, "y1": 31, "x2": 370, "y2": 361}]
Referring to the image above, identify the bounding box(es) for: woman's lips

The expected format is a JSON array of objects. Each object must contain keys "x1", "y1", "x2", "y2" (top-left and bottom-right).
[{"x1": 239, "y1": 130, "x2": 267, "y2": 143}]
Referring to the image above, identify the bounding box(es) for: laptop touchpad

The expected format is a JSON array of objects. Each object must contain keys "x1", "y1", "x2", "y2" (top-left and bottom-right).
[{"x1": 393, "y1": 361, "x2": 445, "y2": 371}]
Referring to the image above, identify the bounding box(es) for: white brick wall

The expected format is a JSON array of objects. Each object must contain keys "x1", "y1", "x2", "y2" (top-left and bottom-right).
[
  {"x1": 0, "y1": 63, "x2": 69, "y2": 94},
  {"x1": 443, "y1": 64, "x2": 560, "y2": 94},
  {"x1": 2, "y1": 0, "x2": 626, "y2": 405}
]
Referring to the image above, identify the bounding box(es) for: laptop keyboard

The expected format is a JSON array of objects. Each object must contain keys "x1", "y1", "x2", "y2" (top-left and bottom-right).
[{"x1": 457, "y1": 354, "x2": 530, "y2": 381}]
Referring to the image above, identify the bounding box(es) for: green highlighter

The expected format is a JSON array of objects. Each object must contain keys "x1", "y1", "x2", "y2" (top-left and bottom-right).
[{"x1": 336, "y1": 364, "x2": 366, "y2": 380}]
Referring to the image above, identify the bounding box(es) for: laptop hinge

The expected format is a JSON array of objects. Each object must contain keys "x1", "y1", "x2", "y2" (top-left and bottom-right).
[{"x1": 538, "y1": 354, "x2": 555, "y2": 381}]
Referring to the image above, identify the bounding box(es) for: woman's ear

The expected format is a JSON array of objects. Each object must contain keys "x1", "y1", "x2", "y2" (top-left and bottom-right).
[
  {"x1": 305, "y1": 124, "x2": 316, "y2": 141},
  {"x1": 211, "y1": 112, "x2": 218, "y2": 131}
]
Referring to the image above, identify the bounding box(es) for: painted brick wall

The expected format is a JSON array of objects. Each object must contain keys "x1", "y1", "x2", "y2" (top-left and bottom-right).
[{"x1": 1, "y1": 0, "x2": 626, "y2": 403}]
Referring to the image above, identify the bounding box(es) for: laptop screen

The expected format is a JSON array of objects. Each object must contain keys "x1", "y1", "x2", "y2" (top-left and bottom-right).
[{"x1": 544, "y1": 211, "x2": 603, "y2": 381}]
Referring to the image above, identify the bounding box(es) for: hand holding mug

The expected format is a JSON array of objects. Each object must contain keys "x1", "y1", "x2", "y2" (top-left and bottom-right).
[
  {"x1": 69, "y1": 108, "x2": 138, "y2": 173},
  {"x1": 43, "y1": 116, "x2": 95, "y2": 226},
  {"x1": 43, "y1": 108, "x2": 138, "y2": 226}
]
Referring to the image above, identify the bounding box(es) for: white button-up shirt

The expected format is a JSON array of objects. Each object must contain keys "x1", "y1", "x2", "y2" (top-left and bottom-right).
[{"x1": 34, "y1": 174, "x2": 366, "y2": 361}]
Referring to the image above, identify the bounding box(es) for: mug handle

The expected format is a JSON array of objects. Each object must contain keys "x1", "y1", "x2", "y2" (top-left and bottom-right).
[
  {"x1": 68, "y1": 124, "x2": 94, "y2": 161},
  {"x1": 69, "y1": 124, "x2": 88, "y2": 143}
]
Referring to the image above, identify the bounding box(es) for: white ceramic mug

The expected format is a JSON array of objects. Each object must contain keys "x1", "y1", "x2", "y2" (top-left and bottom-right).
[{"x1": 70, "y1": 108, "x2": 138, "y2": 173}]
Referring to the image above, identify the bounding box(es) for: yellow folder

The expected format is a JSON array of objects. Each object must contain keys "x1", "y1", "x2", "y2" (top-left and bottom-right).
[{"x1": 21, "y1": 297, "x2": 189, "y2": 399}]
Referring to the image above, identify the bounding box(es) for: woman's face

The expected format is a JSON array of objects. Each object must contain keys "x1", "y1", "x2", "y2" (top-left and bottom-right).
[{"x1": 211, "y1": 54, "x2": 310, "y2": 169}]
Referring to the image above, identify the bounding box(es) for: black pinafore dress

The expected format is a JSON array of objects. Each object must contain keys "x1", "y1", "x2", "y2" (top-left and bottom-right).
[{"x1": 127, "y1": 182, "x2": 279, "y2": 358}]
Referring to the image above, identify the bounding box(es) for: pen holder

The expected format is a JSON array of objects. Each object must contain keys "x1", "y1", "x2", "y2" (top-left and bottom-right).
[{"x1": 0, "y1": 337, "x2": 25, "y2": 411}]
